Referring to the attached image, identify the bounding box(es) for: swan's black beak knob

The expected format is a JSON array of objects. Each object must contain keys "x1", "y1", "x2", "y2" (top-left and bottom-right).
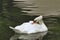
[{"x1": 33, "y1": 20, "x2": 39, "y2": 24}]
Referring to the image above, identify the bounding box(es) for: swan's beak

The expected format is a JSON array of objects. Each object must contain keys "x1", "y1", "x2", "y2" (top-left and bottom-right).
[
  {"x1": 33, "y1": 20, "x2": 39, "y2": 24},
  {"x1": 31, "y1": 21, "x2": 35, "y2": 24},
  {"x1": 29, "y1": 21, "x2": 35, "y2": 24}
]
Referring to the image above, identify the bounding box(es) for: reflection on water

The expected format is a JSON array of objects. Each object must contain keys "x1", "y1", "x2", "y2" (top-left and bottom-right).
[{"x1": 0, "y1": 15, "x2": 60, "y2": 40}]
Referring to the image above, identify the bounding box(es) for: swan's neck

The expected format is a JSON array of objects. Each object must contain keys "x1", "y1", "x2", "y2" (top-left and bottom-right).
[
  {"x1": 39, "y1": 20, "x2": 44, "y2": 25},
  {"x1": 38, "y1": 20, "x2": 47, "y2": 28}
]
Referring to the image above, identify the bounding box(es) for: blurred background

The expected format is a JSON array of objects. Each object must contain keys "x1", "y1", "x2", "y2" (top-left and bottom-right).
[{"x1": 0, "y1": 0, "x2": 60, "y2": 40}]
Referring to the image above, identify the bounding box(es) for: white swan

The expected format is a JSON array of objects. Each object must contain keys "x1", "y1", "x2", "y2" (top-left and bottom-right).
[{"x1": 9, "y1": 15, "x2": 48, "y2": 40}]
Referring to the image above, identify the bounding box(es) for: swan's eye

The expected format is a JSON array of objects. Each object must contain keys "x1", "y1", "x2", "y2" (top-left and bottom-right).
[
  {"x1": 33, "y1": 21, "x2": 36, "y2": 22},
  {"x1": 36, "y1": 22, "x2": 39, "y2": 24}
]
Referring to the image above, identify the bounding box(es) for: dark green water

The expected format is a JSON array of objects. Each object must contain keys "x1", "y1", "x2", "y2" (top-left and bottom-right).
[
  {"x1": 0, "y1": 15, "x2": 60, "y2": 40},
  {"x1": 43, "y1": 16, "x2": 60, "y2": 40}
]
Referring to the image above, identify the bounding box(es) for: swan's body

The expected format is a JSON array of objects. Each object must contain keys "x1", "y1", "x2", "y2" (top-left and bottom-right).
[
  {"x1": 14, "y1": 21, "x2": 48, "y2": 34},
  {"x1": 9, "y1": 15, "x2": 48, "y2": 40}
]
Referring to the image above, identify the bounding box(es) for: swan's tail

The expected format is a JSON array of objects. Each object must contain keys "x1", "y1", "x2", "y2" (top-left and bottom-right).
[
  {"x1": 9, "y1": 26, "x2": 15, "y2": 29},
  {"x1": 9, "y1": 26, "x2": 21, "y2": 33}
]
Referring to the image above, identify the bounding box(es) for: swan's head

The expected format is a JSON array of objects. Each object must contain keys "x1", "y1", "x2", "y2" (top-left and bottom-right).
[
  {"x1": 34, "y1": 15, "x2": 43, "y2": 21},
  {"x1": 38, "y1": 15, "x2": 43, "y2": 20}
]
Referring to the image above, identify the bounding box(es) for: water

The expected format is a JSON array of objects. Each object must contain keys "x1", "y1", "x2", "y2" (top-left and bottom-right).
[
  {"x1": 0, "y1": 0, "x2": 60, "y2": 40},
  {"x1": 43, "y1": 16, "x2": 60, "y2": 40},
  {"x1": 14, "y1": 0, "x2": 60, "y2": 16},
  {"x1": 0, "y1": 15, "x2": 60, "y2": 40}
]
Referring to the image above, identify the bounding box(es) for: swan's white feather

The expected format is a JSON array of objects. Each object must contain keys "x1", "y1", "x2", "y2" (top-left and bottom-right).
[
  {"x1": 14, "y1": 21, "x2": 48, "y2": 34},
  {"x1": 9, "y1": 16, "x2": 48, "y2": 34}
]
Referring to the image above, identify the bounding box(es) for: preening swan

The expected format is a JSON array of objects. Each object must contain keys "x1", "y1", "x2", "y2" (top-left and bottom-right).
[{"x1": 9, "y1": 15, "x2": 48, "y2": 40}]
